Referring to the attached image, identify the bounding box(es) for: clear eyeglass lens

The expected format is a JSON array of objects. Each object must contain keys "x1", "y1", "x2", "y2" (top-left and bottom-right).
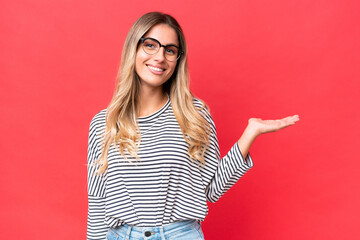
[
  {"x1": 142, "y1": 39, "x2": 159, "y2": 54},
  {"x1": 142, "y1": 39, "x2": 179, "y2": 61},
  {"x1": 165, "y1": 46, "x2": 178, "y2": 61}
]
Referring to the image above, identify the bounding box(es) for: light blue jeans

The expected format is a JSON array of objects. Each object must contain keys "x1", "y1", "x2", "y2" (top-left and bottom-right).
[{"x1": 106, "y1": 220, "x2": 205, "y2": 240}]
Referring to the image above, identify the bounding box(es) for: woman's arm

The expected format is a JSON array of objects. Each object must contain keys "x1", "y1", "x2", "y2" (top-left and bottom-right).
[{"x1": 238, "y1": 115, "x2": 300, "y2": 158}]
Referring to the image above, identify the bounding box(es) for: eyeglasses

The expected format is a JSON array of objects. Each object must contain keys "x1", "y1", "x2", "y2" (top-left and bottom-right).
[{"x1": 139, "y1": 37, "x2": 184, "y2": 62}]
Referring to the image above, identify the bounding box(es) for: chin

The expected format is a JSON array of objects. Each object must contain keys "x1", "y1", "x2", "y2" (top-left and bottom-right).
[
  {"x1": 140, "y1": 75, "x2": 170, "y2": 87},
  {"x1": 141, "y1": 79, "x2": 169, "y2": 89}
]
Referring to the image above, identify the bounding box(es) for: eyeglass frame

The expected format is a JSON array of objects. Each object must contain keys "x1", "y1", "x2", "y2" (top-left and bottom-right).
[{"x1": 139, "y1": 37, "x2": 184, "y2": 62}]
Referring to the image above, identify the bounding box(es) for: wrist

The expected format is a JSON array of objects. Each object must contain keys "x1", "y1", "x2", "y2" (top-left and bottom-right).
[
  {"x1": 237, "y1": 124, "x2": 258, "y2": 158},
  {"x1": 244, "y1": 122, "x2": 260, "y2": 140}
]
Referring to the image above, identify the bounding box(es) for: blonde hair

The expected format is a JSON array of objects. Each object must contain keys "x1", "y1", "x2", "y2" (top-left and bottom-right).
[{"x1": 96, "y1": 12, "x2": 210, "y2": 174}]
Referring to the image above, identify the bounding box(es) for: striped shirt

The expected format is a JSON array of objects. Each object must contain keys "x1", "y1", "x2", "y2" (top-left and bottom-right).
[{"x1": 87, "y1": 97, "x2": 253, "y2": 240}]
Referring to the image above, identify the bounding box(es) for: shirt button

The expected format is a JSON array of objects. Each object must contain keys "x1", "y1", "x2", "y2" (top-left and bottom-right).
[{"x1": 144, "y1": 231, "x2": 152, "y2": 237}]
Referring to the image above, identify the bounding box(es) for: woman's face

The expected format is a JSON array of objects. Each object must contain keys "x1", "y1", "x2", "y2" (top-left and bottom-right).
[{"x1": 135, "y1": 24, "x2": 179, "y2": 91}]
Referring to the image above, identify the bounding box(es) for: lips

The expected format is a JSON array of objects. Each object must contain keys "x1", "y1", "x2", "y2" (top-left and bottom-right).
[{"x1": 146, "y1": 64, "x2": 166, "y2": 73}]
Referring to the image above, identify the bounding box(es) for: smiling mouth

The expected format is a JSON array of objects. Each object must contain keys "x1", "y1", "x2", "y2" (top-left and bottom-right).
[{"x1": 147, "y1": 65, "x2": 165, "y2": 72}]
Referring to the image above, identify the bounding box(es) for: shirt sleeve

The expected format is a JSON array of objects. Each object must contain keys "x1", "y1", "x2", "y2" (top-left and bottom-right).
[
  {"x1": 87, "y1": 113, "x2": 109, "y2": 240},
  {"x1": 197, "y1": 102, "x2": 254, "y2": 203}
]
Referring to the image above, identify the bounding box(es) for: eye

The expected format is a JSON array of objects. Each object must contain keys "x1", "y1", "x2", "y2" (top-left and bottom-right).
[
  {"x1": 143, "y1": 39, "x2": 159, "y2": 50},
  {"x1": 166, "y1": 47, "x2": 178, "y2": 55},
  {"x1": 145, "y1": 43, "x2": 155, "y2": 48}
]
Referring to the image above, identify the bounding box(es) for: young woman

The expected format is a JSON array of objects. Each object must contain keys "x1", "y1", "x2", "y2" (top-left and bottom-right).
[{"x1": 87, "y1": 12, "x2": 299, "y2": 240}]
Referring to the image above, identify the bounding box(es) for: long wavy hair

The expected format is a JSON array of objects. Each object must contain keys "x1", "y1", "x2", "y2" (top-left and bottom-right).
[{"x1": 95, "y1": 12, "x2": 211, "y2": 174}]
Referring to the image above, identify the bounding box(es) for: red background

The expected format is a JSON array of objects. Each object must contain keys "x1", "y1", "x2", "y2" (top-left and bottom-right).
[{"x1": 1, "y1": 0, "x2": 359, "y2": 239}]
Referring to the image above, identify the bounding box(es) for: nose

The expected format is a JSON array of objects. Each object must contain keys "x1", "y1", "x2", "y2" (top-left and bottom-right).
[{"x1": 153, "y1": 47, "x2": 166, "y2": 62}]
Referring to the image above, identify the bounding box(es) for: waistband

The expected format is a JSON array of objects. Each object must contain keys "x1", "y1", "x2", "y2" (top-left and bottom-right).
[{"x1": 109, "y1": 220, "x2": 201, "y2": 239}]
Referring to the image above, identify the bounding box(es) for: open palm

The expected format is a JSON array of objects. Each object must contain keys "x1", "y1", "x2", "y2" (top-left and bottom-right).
[{"x1": 248, "y1": 115, "x2": 300, "y2": 135}]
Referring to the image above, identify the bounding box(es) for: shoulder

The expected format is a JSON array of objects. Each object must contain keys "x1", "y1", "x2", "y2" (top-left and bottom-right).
[
  {"x1": 192, "y1": 97, "x2": 206, "y2": 108},
  {"x1": 192, "y1": 97, "x2": 214, "y2": 125},
  {"x1": 89, "y1": 109, "x2": 107, "y2": 135},
  {"x1": 192, "y1": 97, "x2": 209, "y2": 112}
]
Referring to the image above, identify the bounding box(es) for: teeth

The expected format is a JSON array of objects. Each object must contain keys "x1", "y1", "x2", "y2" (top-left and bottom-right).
[{"x1": 148, "y1": 65, "x2": 165, "y2": 72}]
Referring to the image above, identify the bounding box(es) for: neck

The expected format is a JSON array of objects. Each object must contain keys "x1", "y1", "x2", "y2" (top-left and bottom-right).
[{"x1": 137, "y1": 86, "x2": 168, "y2": 117}]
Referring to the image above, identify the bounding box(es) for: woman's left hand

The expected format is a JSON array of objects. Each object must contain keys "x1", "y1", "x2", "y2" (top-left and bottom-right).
[
  {"x1": 248, "y1": 115, "x2": 300, "y2": 137},
  {"x1": 237, "y1": 115, "x2": 300, "y2": 159}
]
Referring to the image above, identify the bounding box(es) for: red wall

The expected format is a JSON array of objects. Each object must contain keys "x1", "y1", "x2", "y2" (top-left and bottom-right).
[{"x1": 1, "y1": 0, "x2": 359, "y2": 239}]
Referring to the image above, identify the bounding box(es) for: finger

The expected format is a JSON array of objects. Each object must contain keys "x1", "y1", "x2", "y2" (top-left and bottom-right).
[
  {"x1": 293, "y1": 115, "x2": 300, "y2": 122},
  {"x1": 288, "y1": 115, "x2": 300, "y2": 124},
  {"x1": 283, "y1": 115, "x2": 299, "y2": 122},
  {"x1": 275, "y1": 116, "x2": 297, "y2": 129}
]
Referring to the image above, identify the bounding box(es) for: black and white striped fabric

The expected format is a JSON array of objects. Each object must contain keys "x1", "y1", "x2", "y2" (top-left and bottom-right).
[{"x1": 87, "y1": 97, "x2": 253, "y2": 240}]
